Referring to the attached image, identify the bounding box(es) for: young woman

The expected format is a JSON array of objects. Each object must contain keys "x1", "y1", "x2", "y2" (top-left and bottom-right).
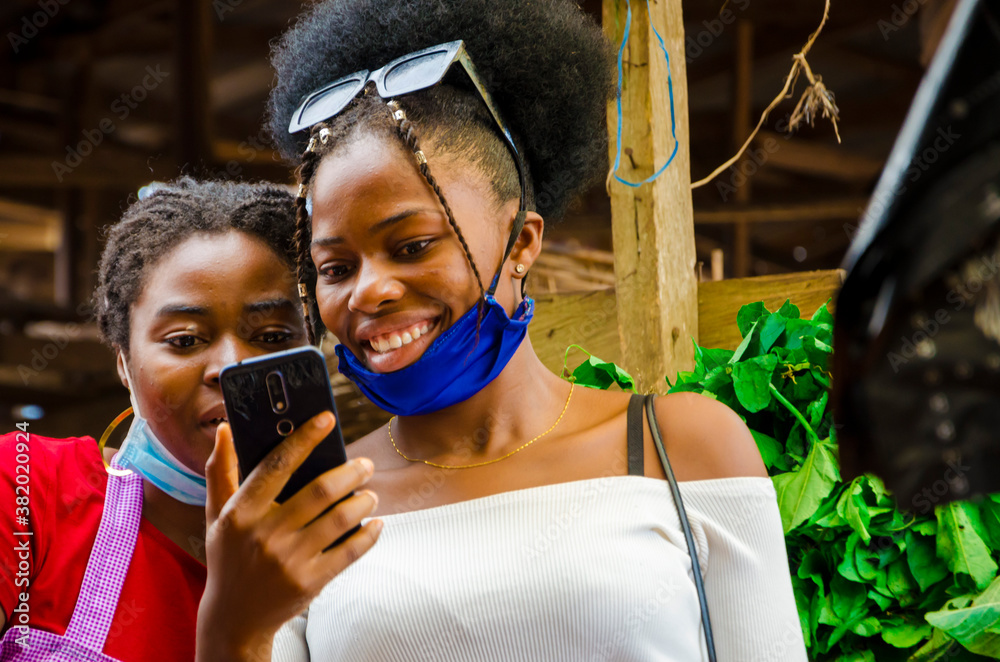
[
  {"x1": 0, "y1": 178, "x2": 380, "y2": 661},
  {"x1": 243, "y1": 0, "x2": 807, "y2": 660}
]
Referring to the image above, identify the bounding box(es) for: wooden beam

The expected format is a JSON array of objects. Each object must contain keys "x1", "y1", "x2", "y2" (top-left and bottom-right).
[
  {"x1": 533, "y1": 289, "x2": 620, "y2": 376},
  {"x1": 0, "y1": 117, "x2": 57, "y2": 150},
  {"x1": 532, "y1": 269, "x2": 845, "y2": 377},
  {"x1": 0, "y1": 334, "x2": 114, "y2": 374},
  {"x1": 175, "y1": 0, "x2": 213, "y2": 167},
  {"x1": 210, "y1": 61, "x2": 273, "y2": 113},
  {"x1": 0, "y1": 221, "x2": 61, "y2": 251},
  {"x1": 732, "y1": 19, "x2": 754, "y2": 278},
  {"x1": 0, "y1": 89, "x2": 60, "y2": 114},
  {"x1": 0, "y1": 300, "x2": 88, "y2": 326},
  {"x1": 55, "y1": 57, "x2": 89, "y2": 309},
  {"x1": 694, "y1": 198, "x2": 868, "y2": 224},
  {"x1": 919, "y1": 0, "x2": 960, "y2": 66},
  {"x1": 603, "y1": 0, "x2": 698, "y2": 394},
  {"x1": 756, "y1": 130, "x2": 884, "y2": 182},
  {"x1": 0, "y1": 199, "x2": 61, "y2": 226},
  {"x1": 211, "y1": 139, "x2": 279, "y2": 164},
  {"x1": 698, "y1": 269, "x2": 845, "y2": 350},
  {"x1": 710, "y1": 249, "x2": 725, "y2": 281},
  {"x1": 0, "y1": 151, "x2": 177, "y2": 188},
  {"x1": 55, "y1": 189, "x2": 81, "y2": 307},
  {"x1": 695, "y1": 231, "x2": 788, "y2": 276}
]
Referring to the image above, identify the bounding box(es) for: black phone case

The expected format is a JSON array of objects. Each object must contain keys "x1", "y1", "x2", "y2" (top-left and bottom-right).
[{"x1": 220, "y1": 346, "x2": 348, "y2": 504}]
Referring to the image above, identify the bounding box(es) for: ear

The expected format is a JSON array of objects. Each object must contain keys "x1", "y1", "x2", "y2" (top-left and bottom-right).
[
  {"x1": 115, "y1": 351, "x2": 130, "y2": 391},
  {"x1": 505, "y1": 210, "x2": 545, "y2": 280}
]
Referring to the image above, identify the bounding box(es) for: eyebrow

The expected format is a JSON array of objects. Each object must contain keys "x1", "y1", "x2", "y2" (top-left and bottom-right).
[
  {"x1": 155, "y1": 304, "x2": 207, "y2": 318},
  {"x1": 311, "y1": 208, "x2": 436, "y2": 248},
  {"x1": 244, "y1": 298, "x2": 296, "y2": 315},
  {"x1": 154, "y1": 299, "x2": 296, "y2": 319}
]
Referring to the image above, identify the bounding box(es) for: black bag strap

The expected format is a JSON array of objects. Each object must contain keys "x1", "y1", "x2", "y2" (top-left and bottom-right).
[
  {"x1": 643, "y1": 394, "x2": 717, "y2": 662},
  {"x1": 626, "y1": 393, "x2": 646, "y2": 476}
]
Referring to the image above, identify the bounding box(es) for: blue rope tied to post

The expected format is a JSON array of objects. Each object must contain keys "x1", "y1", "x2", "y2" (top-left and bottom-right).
[{"x1": 610, "y1": 0, "x2": 680, "y2": 188}]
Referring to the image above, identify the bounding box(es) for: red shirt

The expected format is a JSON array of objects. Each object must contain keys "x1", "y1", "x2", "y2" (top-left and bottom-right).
[{"x1": 0, "y1": 432, "x2": 207, "y2": 661}]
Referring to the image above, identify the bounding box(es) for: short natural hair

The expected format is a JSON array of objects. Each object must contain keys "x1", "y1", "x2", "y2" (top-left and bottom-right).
[{"x1": 93, "y1": 177, "x2": 298, "y2": 351}]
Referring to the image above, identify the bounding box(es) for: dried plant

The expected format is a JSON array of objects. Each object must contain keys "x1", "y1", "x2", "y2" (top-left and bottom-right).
[
  {"x1": 787, "y1": 54, "x2": 842, "y2": 142},
  {"x1": 691, "y1": 0, "x2": 840, "y2": 189}
]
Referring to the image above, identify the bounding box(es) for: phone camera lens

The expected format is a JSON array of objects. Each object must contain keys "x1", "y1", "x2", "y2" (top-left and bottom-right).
[{"x1": 266, "y1": 371, "x2": 290, "y2": 414}]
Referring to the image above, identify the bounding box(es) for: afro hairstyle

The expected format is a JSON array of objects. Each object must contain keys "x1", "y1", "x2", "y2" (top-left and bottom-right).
[{"x1": 266, "y1": 0, "x2": 615, "y2": 221}]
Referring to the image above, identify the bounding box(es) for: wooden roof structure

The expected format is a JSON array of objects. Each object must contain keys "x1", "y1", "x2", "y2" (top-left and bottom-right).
[{"x1": 0, "y1": 0, "x2": 954, "y2": 438}]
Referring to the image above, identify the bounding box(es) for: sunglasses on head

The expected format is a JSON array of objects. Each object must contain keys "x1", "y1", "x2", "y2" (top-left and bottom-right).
[{"x1": 289, "y1": 39, "x2": 529, "y2": 295}]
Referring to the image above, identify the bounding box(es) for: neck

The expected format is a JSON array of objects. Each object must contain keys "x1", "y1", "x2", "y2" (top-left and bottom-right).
[
  {"x1": 142, "y1": 479, "x2": 207, "y2": 565},
  {"x1": 391, "y1": 334, "x2": 570, "y2": 464}
]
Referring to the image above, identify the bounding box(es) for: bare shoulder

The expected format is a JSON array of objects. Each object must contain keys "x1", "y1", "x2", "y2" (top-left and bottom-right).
[{"x1": 649, "y1": 391, "x2": 767, "y2": 481}]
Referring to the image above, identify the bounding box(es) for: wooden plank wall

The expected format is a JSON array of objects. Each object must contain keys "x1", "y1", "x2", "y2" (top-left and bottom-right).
[{"x1": 533, "y1": 268, "x2": 843, "y2": 380}]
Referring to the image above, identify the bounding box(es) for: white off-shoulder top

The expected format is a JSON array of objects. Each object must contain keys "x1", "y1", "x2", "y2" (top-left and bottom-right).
[{"x1": 272, "y1": 476, "x2": 807, "y2": 661}]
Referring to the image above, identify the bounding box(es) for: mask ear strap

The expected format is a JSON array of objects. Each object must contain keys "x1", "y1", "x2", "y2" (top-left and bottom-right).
[{"x1": 487, "y1": 210, "x2": 527, "y2": 297}]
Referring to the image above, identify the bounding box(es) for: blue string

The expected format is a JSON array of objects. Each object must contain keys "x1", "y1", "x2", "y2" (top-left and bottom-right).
[{"x1": 611, "y1": 0, "x2": 680, "y2": 188}]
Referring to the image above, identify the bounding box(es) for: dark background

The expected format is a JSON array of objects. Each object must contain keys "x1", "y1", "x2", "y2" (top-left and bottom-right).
[{"x1": 0, "y1": 0, "x2": 953, "y2": 440}]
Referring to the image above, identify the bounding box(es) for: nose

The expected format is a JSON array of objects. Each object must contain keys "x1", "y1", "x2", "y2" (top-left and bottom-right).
[
  {"x1": 203, "y1": 335, "x2": 255, "y2": 386},
  {"x1": 347, "y1": 258, "x2": 405, "y2": 313}
]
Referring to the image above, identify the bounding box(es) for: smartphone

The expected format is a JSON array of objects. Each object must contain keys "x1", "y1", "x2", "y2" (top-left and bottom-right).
[{"x1": 220, "y1": 346, "x2": 350, "y2": 508}]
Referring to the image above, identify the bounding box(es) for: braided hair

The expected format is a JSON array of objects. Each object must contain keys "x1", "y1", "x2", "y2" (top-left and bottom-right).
[
  {"x1": 270, "y1": 0, "x2": 615, "y2": 341},
  {"x1": 94, "y1": 177, "x2": 299, "y2": 352}
]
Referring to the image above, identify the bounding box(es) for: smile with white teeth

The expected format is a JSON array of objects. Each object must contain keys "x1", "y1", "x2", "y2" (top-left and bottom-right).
[{"x1": 368, "y1": 322, "x2": 431, "y2": 354}]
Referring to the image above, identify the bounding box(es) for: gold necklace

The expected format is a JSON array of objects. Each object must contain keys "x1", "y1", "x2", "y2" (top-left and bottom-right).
[{"x1": 387, "y1": 383, "x2": 575, "y2": 469}]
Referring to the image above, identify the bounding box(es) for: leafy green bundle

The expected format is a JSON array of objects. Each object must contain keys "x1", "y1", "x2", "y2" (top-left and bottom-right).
[{"x1": 565, "y1": 300, "x2": 1000, "y2": 661}]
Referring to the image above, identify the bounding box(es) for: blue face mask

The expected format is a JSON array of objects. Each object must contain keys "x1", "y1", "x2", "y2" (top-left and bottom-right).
[
  {"x1": 335, "y1": 295, "x2": 534, "y2": 417},
  {"x1": 114, "y1": 360, "x2": 208, "y2": 506}
]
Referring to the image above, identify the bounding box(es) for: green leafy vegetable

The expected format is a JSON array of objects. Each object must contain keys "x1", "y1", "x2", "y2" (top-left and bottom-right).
[
  {"x1": 567, "y1": 299, "x2": 1000, "y2": 661},
  {"x1": 774, "y1": 439, "x2": 840, "y2": 533}
]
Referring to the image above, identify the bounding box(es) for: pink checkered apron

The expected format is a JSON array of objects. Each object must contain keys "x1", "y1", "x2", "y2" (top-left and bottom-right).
[{"x1": 0, "y1": 462, "x2": 144, "y2": 662}]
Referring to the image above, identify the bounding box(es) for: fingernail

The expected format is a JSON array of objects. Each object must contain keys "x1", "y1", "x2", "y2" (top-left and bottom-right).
[
  {"x1": 365, "y1": 490, "x2": 379, "y2": 510},
  {"x1": 358, "y1": 457, "x2": 374, "y2": 475},
  {"x1": 313, "y1": 412, "x2": 333, "y2": 429},
  {"x1": 372, "y1": 519, "x2": 384, "y2": 535}
]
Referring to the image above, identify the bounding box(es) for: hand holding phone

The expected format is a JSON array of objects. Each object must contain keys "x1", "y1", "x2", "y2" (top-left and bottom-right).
[{"x1": 197, "y1": 412, "x2": 382, "y2": 661}]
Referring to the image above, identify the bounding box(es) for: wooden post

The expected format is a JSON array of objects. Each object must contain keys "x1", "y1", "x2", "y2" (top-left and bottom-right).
[
  {"x1": 55, "y1": 56, "x2": 90, "y2": 310},
  {"x1": 175, "y1": 0, "x2": 213, "y2": 168},
  {"x1": 732, "y1": 20, "x2": 754, "y2": 278},
  {"x1": 603, "y1": 0, "x2": 697, "y2": 393}
]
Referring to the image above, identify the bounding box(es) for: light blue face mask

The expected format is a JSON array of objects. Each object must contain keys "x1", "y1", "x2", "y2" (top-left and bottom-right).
[{"x1": 114, "y1": 360, "x2": 208, "y2": 506}]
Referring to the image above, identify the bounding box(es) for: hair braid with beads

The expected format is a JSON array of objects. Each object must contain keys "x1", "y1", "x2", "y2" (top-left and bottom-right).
[
  {"x1": 387, "y1": 100, "x2": 486, "y2": 298},
  {"x1": 294, "y1": 140, "x2": 324, "y2": 345}
]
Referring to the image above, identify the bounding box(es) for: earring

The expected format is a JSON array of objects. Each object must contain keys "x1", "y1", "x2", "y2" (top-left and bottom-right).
[
  {"x1": 98, "y1": 407, "x2": 135, "y2": 477},
  {"x1": 515, "y1": 263, "x2": 526, "y2": 274}
]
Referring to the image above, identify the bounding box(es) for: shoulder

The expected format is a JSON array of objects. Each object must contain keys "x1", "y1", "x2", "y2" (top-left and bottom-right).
[
  {"x1": 648, "y1": 392, "x2": 767, "y2": 481},
  {"x1": 1, "y1": 431, "x2": 100, "y2": 459},
  {"x1": 0, "y1": 432, "x2": 105, "y2": 486}
]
